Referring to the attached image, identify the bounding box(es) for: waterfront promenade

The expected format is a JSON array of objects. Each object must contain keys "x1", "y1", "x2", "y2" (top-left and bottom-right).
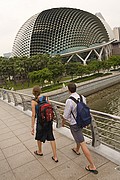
[
  {"x1": 0, "y1": 100, "x2": 120, "y2": 180},
  {"x1": 17, "y1": 71, "x2": 120, "y2": 98}
]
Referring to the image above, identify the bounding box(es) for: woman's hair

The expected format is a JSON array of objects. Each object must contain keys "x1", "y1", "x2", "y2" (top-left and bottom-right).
[
  {"x1": 68, "y1": 82, "x2": 76, "y2": 93},
  {"x1": 32, "y1": 86, "x2": 41, "y2": 99}
]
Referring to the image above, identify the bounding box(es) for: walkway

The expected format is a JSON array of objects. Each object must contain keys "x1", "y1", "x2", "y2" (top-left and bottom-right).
[
  {"x1": 17, "y1": 71, "x2": 120, "y2": 97},
  {"x1": 0, "y1": 100, "x2": 120, "y2": 180}
]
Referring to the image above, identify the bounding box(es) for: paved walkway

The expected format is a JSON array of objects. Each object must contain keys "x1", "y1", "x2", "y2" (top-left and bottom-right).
[
  {"x1": 0, "y1": 100, "x2": 120, "y2": 180},
  {"x1": 17, "y1": 71, "x2": 120, "y2": 98}
]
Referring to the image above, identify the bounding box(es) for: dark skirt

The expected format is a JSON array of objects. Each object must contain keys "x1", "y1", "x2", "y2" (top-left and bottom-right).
[{"x1": 35, "y1": 121, "x2": 55, "y2": 143}]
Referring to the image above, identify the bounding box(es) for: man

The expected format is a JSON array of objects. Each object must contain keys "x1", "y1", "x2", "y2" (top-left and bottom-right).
[{"x1": 62, "y1": 82, "x2": 98, "y2": 174}]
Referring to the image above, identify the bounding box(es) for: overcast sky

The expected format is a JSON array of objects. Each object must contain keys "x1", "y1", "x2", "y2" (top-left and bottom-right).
[{"x1": 0, "y1": 0, "x2": 120, "y2": 56}]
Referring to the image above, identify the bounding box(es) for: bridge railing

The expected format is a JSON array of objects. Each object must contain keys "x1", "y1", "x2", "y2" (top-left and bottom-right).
[
  {"x1": 0, "y1": 88, "x2": 120, "y2": 152},
  {"x1": 0, "y1": 88, "x2": 32, "y2": 111}
]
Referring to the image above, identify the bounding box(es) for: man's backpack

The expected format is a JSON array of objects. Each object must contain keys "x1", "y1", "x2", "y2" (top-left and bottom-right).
[
  {"x1": 38, "y1": 96, "x2": 54, "y2": 123},
  {"x1": 69, "y1": 95, "x2": 92, "y2": 128}
]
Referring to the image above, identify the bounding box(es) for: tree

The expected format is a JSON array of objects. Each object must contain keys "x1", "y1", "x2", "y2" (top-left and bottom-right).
[
  {"x1": 0, "y1": 57, "x2": 10, "y2": 87},
  {"x1": 88, "y1": 60, "x2": 102, "y2": 73},
  {"x1": 65, "y1": 62, "x2": 80, "y2": 80},
  {"x1": 48, "y1": 56, "x2": 64, "y2": 84},
  {"x1": 76, "y1": 64, "x2": 87, "y2": 77},
  {"x1": 29, "y1": 54, "x2": 50, "y2": 71},
  {"x1": 101, "y1": 60, "x2": 112, "y2": 72},
  {"x1": 29, "y1": 68, "x2": 52, "y2": 87},
  {"x1": 108, "y1": 56, "x2": 120, "y2": 70}
]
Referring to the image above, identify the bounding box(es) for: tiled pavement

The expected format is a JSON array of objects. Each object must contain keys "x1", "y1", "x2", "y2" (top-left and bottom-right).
[{"x1": 0, "y1": 100, "x2": 120, "y2": 180}]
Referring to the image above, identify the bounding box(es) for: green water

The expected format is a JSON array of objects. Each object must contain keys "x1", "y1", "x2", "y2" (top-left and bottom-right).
[{"x1": 87, "y1": 83, "x2": 120, "y2": 116}]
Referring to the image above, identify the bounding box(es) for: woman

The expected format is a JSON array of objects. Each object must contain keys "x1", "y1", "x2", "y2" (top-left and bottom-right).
[{"x1": 31, "y1": 85, "x2": 58, "y2": 162}]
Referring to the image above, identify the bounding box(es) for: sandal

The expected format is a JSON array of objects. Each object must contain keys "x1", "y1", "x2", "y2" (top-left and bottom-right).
[
  {"x1": 72, "y1": 148, "x2": 80, "y2": 155},
  {"x1": 52, "y1": 156, "x2": 58, "y2": 163},
  {"x1": 34, "y1": 150, "x2": 43, "y2": 156},
  {"x1": 85, "y1": 165, "x2": 98, "y2": 174}
]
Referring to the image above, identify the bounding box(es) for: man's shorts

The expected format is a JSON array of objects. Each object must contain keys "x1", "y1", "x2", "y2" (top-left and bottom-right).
[{"x1": 70, "y1": 124, "x2": 84, "y2": 143}]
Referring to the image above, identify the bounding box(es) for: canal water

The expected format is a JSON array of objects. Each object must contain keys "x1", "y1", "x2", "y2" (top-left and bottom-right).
[{"x1": 87, "y1": 83, "x2": 120, "y2": 116}]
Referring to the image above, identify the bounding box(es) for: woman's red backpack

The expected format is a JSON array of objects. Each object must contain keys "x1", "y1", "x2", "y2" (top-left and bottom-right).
[{"x1": 38, "y1": 96, "x2": 54, "y2": 123}]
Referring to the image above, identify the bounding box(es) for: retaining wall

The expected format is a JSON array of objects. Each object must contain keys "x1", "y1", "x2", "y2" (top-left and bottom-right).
[{"x1": 48, "y1": 73, "x2": 120, "y2": 102}]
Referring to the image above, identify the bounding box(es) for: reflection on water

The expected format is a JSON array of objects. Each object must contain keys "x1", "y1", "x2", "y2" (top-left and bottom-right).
[{"x1": 87, "y1": 83, "x2": 120, "y2": 116}]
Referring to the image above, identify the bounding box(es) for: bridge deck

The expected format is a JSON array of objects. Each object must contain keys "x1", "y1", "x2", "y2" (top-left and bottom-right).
[{"x1": 0, "y1": 100, "x2": 120, "y2": 180}]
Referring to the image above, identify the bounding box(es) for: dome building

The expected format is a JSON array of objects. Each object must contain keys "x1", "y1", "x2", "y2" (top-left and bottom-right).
[{"x1": 12, "y1": 8, "x2": 115, "y2": 64}]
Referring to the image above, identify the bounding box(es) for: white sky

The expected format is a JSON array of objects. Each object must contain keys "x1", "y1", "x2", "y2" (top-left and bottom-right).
[{"x1": 0, "y1": 0, "x2": 120, "y2": 56}]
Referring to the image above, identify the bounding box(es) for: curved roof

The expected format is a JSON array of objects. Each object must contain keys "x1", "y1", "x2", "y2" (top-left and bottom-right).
[
  {"x1": 95, "y1": 12, "x2": 115, "y2": 40},
  {"x1": 12, "y1": 7, "x2": 112, "y2": 57}
]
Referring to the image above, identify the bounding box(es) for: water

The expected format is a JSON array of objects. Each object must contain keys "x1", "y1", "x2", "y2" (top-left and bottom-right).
[{"x1": 87, "y1": 83, "x2": 120, "y2": 116}]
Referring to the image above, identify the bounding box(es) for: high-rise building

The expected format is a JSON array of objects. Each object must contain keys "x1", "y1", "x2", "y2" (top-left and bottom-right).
[{"x1": 113, "y1": 27, "x2": 120, "y2": 41}]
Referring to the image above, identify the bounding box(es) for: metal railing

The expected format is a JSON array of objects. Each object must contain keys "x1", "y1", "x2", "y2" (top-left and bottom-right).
[{"x1": 0, "y1": 88, "x2": 120, "y2": 152}]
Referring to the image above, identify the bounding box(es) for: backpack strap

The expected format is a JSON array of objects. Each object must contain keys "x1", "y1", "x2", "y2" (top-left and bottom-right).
[
  {"x1": 69, "y1": 96, "x2": 78, "y2": 104},
  {"x1": 69, "y1": 96, "x2": 78, "y2": 120},
  {"x1": 69, "y1": 95, "x2": 83, "y2": 103},
  {"x1": 69, "y1": 95, "x2": 83, "y2": 120},
  {"x1": 79, "y1": 94, "x2": 83, "y2": 102}
]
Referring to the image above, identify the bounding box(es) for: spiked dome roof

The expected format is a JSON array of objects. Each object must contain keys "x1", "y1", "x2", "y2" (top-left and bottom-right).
[{"x1": 12, "y1": 7, "x2": 114, "y2": 57}]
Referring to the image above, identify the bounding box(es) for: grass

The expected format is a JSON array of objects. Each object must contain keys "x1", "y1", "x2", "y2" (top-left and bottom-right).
[{"x1": 72, "y1": 73, "x2": 111, "y2": 83}]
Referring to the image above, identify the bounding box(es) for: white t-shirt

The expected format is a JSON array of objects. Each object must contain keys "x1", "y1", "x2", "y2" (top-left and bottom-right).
[{"x1": 63, "y1": 92, "x2": 86, "y2": 125}]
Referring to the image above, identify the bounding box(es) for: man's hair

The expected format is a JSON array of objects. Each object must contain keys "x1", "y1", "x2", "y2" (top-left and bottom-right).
[
  {"x1": 68, "y1": 83, "x2": 76, "y2": 93},
  {"x1": 32, "y1": 85, "x2": 41, "y2": 98}
]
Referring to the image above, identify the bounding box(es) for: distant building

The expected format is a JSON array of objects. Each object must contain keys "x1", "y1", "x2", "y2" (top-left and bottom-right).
[
  {"x1": 112, "y1": 41, "x2": 120, "y2": 55},
  {"x1": 112, "y1": 27, "x2": 120, "y2": 55},
  {"x1": 113, "y1": 27, "x2": 120, "y2": 41},
  {"x1": 3, "y1": 52, "x2": 11, "y2": 58}
]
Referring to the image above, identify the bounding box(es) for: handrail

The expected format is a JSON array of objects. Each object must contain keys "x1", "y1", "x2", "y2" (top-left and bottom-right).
[{"x1": 0, "y1": 88, "x2": 120, "y2": 152}]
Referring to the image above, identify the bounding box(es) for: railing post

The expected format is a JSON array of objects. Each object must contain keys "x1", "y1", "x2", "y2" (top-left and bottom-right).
[
  {"x1": 51, "y1": 103, "x2": 62, "y2": 128},
  {"x1": 11, "y1": 92, "x2": 18, "y2": 106},
  {"x1": 19, "y1": 94, "x2": 28, "y2": 111},
  {"x1": 6, "y1": 92, "x2": 11, "y2": 103},
  {"x1": 1, "y1": 90, "x2": 6, "y2": 100},
  {"x1": 0, "y1": 90, "x2": 1, "y2": 98},
  {"x1": 91, "y1": 116, "x2": 101, "y2": 147}
]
